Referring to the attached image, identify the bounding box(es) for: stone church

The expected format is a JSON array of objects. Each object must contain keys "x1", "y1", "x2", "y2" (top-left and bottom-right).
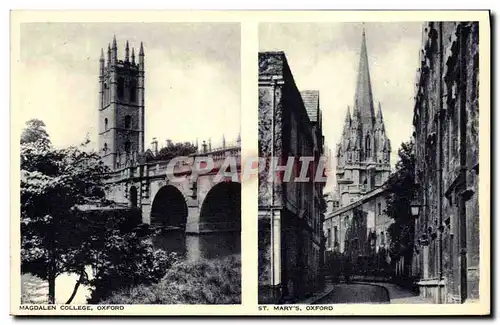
[{"x1": 324, "y1": 30, "x2": 393, "y2": 265}]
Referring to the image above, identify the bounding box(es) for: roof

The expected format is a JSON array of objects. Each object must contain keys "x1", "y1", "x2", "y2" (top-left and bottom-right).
[{"x1": 300, "y1": 90, "x2": 320, "y2": 122}]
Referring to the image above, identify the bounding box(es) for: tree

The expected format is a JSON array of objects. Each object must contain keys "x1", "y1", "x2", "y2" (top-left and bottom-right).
[
  {"x1": 148, "y1": 141, "x2": 197, "y2": 162},
  {"x1": 20, "y1": 119, "x2": 51, "y2": 150},
  {"x1": 385, "y1": 140, "x2": 417, "y2": 273},
  {"x1": 21, "y1": 120, "x2": 110, "y2": 304}
]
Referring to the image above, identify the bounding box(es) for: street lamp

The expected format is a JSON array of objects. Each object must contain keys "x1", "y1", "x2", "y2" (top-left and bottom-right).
[{"x1": 410, "y1": 200, "x2": 421, "y2": 218}]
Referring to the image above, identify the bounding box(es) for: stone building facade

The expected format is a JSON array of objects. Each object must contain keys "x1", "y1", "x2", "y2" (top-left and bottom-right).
[
  {"x1": 258, "y1": 51, "x2": 326, "y2": 303},
  {"x1": 323, "y1": 30, "x2": 393, "y2": 270},
  {"x1": 411, "y1": 22, "x2": 480, "y2": 303}
]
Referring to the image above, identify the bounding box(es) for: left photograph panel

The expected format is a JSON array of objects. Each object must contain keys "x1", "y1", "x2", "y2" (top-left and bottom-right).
[{"x1": 17, "y1": 23, "x2": 241, "y2": 305}]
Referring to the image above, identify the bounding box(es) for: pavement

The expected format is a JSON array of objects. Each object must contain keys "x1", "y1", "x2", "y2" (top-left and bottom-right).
[
  {"x1": 356, "y1": 282, "x2": 429, "y2": 304},
  {"x1": 304, "y1": 279, "x2": 430, "y2": 304}
]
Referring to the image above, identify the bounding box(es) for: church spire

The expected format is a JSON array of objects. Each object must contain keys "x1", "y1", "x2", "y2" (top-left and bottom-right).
[{"x1": 353, "y1": 26, "x2": 375, "y2": 126}]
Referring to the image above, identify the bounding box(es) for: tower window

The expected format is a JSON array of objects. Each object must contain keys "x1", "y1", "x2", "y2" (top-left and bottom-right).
[
  {"x1": 378, "y1": 202, "x2": 381, "y2": 215},
  {"x1": 365, "y1": 136, "x2": 372, "y2": 158},
  {"x1": 104, "y1": 118, "x2": 109, "y2": 131},
  {"x1": 130, "y1": 82, "x2": 137, "y2": 102},
  {"x1": 104, "y1": 82, "x2": 109, "y2": 105},
  {"x1": 117, "y1": 77, "x2": 125, "y2": 100},
  {"x1": 103, "y1": 143, "x2": 108, "y2": 153},
  {"x1": 124, "y1": 115, "x2": 132, "y2": 129},
  {"x1": 125, "y1": 141, "x2": 131, "y2": 154}
]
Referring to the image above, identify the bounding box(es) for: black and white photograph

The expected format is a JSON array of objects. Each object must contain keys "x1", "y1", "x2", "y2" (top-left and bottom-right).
[
  {"x1": 17, "y1": 22, "x2": 242, "y2": 305},
  {"x1": 258, "y1": 21, "x2": 482, "y2": 305}
]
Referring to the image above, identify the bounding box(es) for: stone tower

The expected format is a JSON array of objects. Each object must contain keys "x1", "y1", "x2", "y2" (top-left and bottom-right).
[
  {"x1": 98, "y1": 36, "x2": 145, "y2": 170},
  {"x1": 335, "y1": 29, "x2": 391, "y2": 206}
]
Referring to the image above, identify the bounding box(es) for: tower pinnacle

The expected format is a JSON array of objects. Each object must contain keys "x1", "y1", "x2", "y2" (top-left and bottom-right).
[{"x1": 125, "y1": 41, "x2": 130, "y2": 62}]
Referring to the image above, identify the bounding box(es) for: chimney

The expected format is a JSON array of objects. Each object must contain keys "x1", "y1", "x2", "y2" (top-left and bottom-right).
[
  {"x1": 151, "y1": 138, "x2": 158, "y2": 156},
  {"x1": 202, "y1": 140, "x2": 207, "y2": 153}
]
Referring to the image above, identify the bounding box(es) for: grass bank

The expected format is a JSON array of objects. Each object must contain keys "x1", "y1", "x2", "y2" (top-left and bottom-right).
[{"x1": 101, "y1": 255, "x2": 241, "y2": 304}]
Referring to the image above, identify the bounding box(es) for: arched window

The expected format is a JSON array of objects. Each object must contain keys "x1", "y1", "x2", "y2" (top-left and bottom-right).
[
  {"x1": 104, "y1": 82, "x2": 109, "y2": 104},
  {"x1": 365, "y1": 136, "x2": 372, "y2": 158},
  {"x1": 130, "y1": 82, "x2": 137, "y2": 102},
  {"x1": 104, "y1": 118, "x2": 108, "y2": 131},
  {"x1": 124, "y1": 115, "x2": 132, "y2": 129},
  {"x1": 124, "y1": 141, "x2": 131, "y2": 154},
  {"x1": 103, "y1": 143, "x2": 108, "y2": 153},
  {"x1": 117, "y1": 77, "x2": 125, "y2": 100}
]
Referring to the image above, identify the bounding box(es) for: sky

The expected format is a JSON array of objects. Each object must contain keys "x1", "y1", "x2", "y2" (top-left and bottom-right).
[
  {"x1": 259, "y1": 22, "x2": 423, "y2": 191},
  {"x1": 17, "y1": 23, "x2": 241, "y2": 151}
]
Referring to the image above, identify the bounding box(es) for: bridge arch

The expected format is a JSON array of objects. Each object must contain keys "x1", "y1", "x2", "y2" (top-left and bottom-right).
[
  {"x1": 150, "y1": 185, "x2": 188, "y2": 230},
  {"x1": 200, "y1": 181, "x2": 241, "y2": 232}
]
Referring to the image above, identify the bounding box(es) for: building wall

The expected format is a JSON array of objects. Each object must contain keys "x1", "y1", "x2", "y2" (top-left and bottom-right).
[
  {"x1": 324, "y1": 187, "x2": 391, "y2": 259},
  {"x1": 258, "y1": 51, "x2": 324, "y2": 303},
  {"x1": 412, "y1": 21, "x2": 479, "y2": 303}
]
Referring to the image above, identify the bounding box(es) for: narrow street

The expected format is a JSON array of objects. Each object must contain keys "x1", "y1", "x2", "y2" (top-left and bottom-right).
[{"x1": 313, "y1": 283, "x2": 390, "y2": 304}]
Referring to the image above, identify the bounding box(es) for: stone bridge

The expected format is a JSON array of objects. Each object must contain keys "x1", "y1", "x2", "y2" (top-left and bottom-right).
[{"x1": 105, "y1": 146, "x2": 241, "y2": 253}]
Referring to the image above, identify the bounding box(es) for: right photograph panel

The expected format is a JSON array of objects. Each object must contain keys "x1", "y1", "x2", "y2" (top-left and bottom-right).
[{"x1": 258, "y1": 22, "x2": 480, "y2": 305}]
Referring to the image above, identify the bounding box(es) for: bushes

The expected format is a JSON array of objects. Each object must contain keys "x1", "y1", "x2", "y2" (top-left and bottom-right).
[
  {"x1": 100, "y1": 255, "x2": 241, "y2": 304},
  {"x1": 87, "y1": 224, "x2": 180, "y2": 303}
]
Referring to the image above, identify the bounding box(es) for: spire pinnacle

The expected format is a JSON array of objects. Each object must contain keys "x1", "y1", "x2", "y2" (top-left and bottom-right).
[
  {"x1": 139, "y1": 42, "x2": 144, "y2": 56},
  {"x1": 125, "y1": 41, "x2": 130, "y2": 62},
  {"x1": 345, "y1": 105, "x2": 351, "y2": 122},
  {"x1": 112, "y1": 35, "x2": 117, "y2": 49},
  {"x1": 100, "y1": 48, "x2": 104, "y2": 61},
  {"x1": 131, "y1": 47, "x2": 136, "y2": 64},
  {"x1": 376, "y1": 101, "x2": 383, "y2": 121},
  {"x1": 353, "y1": 26, "x2": 375, "y2": 125}
]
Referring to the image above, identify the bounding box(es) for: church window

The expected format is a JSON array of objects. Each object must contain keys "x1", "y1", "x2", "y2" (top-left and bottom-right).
[
  {"x1": 327, "y1": 229, "x2": 331, "y2": 248},
  {"x1": 117, "y1": 77, "x2": 125, "y2": 100},
  {"x1": 125, "y1": 141, "x2": 131, "y2": 154},
  {"x1": 124, "y1": 115, "x2": 132, "y2": 129},
  {"x1": 334, "y1": 226, "x2": 338, "y2": 244},
  {"x1": 130, "y1": 82, "x2": 137, "y2": 102},
  {"x1": 378, "y1": 202, "x2": 382, "y2": 215},
  {"x1": 104, "y1": 118, "x2": 108, "y2": 131},
  {"x1": 103, "y1": 143, "x2": 108, "y2": 153},
  {"x1": 365, "y1": 136, "x2": 372, "y2": 158},
  {"x1": 104, "y1": 82, "x2": 109, "y2": 104}
]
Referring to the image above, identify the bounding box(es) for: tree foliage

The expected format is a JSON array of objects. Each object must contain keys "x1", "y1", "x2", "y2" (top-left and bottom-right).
[
  {"x1": 20, "y1": 119, "x2": 110, "y2": 303},
  {"x1": 147, "y1": 141, "x2": 197, "y2": 162},
  {"x1": 20, "y1": 119, "x2": 179, "y2": 304},
  {"x1": 20, "y1": 119, "x2": 51, "y2": 150},
  {"x1": 385, "y1": 140, "x2": 417, "y2": 260}
]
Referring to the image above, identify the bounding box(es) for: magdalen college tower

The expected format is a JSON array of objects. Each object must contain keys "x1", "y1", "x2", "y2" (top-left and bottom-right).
[
  {"x1": 98, "y1": 36, "x2": 145, "y2": 170},
  {"x1": 335, "y1": 29, "x2": 391, "y2": 207}
]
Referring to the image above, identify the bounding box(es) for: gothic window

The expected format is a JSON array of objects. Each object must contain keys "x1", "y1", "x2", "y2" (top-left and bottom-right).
[
  {"x1": 103, "y1": 143, "x2": 108, "y2": 154},
  {"x1": 327, "y1": 229, "x2": 331, "y2": 248},
  {"x1": 117, "y1": 77, "x2": 125, "y2": 100},
  {"x1": 124, "y1": 140, "x2": 131, "y2": 154},
  {"x1": 334, "y1": 226, "x2": 338, "y2": 244},
  {"x1": 365, "y1": 136, "x2": 372, "y2": 158},
  {"x1": 104, "y1": 118, "x2": 108, "y2": 131},
  {"x1": 130, "y1": 81, "x2": 137, "y2": 102},
  {"x1": 124, "y1": 115, "x2": 132, "y2": 129},
  {"x1": 378, "y1": 202, "x2": 382, "y2": 215},
  {"x1": 104, "y1": 82, "x2": 109, "y2": 105}
]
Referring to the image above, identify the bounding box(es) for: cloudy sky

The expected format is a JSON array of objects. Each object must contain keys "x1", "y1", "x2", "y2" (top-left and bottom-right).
[
  {"x1": 259, "y1": 22, "x2": 423, "y2": 190},
  {"x1": 18, "y1": 23, "x2": 241, "y2": 151}
]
